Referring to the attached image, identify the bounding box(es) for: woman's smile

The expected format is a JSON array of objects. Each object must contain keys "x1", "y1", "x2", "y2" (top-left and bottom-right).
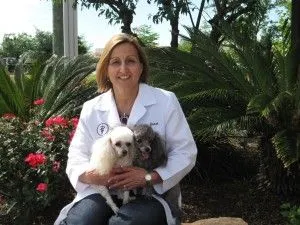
[{"x1": 118, "y1": 75, "x2": 130, "y2": 80}]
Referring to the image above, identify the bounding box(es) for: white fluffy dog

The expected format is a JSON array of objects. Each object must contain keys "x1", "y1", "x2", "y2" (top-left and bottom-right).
[{"x1": 90, "y1": 126, "x2": 136, "y2": 214}]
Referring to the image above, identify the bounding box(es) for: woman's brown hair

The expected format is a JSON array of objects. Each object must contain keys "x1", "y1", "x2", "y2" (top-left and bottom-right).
[{"x1": 96, "y1": 33, "x2": 149, "y2": 93}]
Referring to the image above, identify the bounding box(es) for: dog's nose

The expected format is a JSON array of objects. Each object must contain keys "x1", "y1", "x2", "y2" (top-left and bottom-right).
[
  {"x1": 122, "y1": 150, "x2": 128, "y2": 156},
  {"x1": 145, "y1": 147, "x2": 151, "y2": 153}
]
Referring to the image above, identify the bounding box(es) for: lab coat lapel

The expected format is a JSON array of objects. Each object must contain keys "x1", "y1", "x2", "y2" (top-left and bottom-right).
[
  {"x1": 127, "y1": 84, "x2": 155, "y2": 125},
  {"x1": 95, "y1": 90, "x2": 121, "y2": 128},
  {"x1": 128, "y1": 100, "x2": 146, "y2": 125}
]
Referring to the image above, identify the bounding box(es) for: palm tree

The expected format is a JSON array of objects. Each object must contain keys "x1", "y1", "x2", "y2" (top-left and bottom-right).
[
  {"x1": 0, "y1": 54, "x2": 97, "y2": 121},
  {"x1": 148, "y1": 25, "x2": 300, "y2": 195}
]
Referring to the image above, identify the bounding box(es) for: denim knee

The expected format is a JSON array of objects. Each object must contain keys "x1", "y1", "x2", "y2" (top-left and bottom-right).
[
  {"x1": 109, "y1": 197, "x2": 167, "y2": 225},
  {"x1": 62, "y1": 194, "x2": 114, "y2": 225}
]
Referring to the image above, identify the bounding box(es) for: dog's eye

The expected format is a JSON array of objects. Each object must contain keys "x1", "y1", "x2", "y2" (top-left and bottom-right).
[
  {"x1": 115, "y1": 141, "x2": 121, "y2": 147},
  {"x1": 126, "y1": 142, "x2": 131, "y2": 147},
  {"x1": 136, "y1": 139, "x2": 142, "y2": 144}
]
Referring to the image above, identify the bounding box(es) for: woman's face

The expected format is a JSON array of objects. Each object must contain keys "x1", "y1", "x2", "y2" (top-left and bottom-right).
[{"x1": 107, "y1": 42, "x2": 143, "y2": 92}]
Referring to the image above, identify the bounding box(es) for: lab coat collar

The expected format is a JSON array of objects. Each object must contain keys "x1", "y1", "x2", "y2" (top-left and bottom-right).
[
  {"x1": 128, "y1": 83, "x2": 156, "y2": 125},
  {"x1": 93, "y1": 83, "x2": 156, "y2": 126}
]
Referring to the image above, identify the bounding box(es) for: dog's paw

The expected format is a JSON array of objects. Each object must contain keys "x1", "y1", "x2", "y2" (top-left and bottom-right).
[
  {"x1": 123, "y1": 195, "x2": 136, "y2": 204},
  {"x1": 111, "y1": 205, "x2": 119, "y2": 214},
  {"x1": 129, "y1": 196, "x2": 136, "y2": 201}
]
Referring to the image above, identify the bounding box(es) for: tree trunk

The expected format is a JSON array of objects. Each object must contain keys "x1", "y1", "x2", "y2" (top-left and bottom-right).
[
  {"x1": 52, "y1": 1, "x2": 64, "y2": 56},
  {"x1": 209, "y1": 20, "x2": 222, "y2": 44},
  {"x1": 291, "y1": 0, "x2": 300, "y2": 79},
  {"x1": 120, "y1": 9, "x2": 133, "y2": 34},
  {"x1": 170, "y1": 18, "x2": 179, "y2": 48}
]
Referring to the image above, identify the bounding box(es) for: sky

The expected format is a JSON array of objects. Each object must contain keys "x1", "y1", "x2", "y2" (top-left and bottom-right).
[{"x1": 0, "y1": 0, "x2": 202, "y2": 51}]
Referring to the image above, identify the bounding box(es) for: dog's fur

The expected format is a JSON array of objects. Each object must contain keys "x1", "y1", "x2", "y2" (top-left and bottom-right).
[
  {"x1": 90, "y1": 126, "x2": 136, "y2": 214},
  {"x1": 131, "y1": 124, "x2": 182, "y2": 221}
]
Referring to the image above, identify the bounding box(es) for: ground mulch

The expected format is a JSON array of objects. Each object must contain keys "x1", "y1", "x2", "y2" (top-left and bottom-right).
[{"x1": 181, "y1": 179, "x2": 298, "y2": 225}]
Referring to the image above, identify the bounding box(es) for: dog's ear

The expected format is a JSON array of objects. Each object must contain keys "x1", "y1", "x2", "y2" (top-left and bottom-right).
[{"x1": 151, "y1": 133, "x2": 167, "y2": 167}]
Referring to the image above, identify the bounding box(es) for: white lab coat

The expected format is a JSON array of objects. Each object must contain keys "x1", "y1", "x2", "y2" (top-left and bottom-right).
[{"x1": 54, "y1": 83, "x2": 197, "y2": 225}]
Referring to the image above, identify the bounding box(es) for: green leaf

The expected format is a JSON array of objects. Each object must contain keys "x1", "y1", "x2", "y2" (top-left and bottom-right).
[{"x1": 272, "y1": 130, "x2": 300, "y2": 167}]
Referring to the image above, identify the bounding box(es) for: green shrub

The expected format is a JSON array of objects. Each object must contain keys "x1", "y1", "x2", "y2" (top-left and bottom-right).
[
  {"x1": 281, "y1": 203, "x2": 300, "y2": 225},
  {"x1": 0, "y1": 99, "x2": 77, "y2": 224}
]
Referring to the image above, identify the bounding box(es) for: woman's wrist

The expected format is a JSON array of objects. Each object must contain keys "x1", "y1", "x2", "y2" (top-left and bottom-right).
[{"x1": 149, "y1": 171, "x2": 162, "y2": 185}]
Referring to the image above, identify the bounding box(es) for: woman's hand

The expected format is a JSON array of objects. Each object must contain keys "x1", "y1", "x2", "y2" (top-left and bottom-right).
[
  {"x1": 108, "y1": 167, "x2": 162, "y2": 190},
  {"x1": 108, "y1": 167, "x2": 147, "y2": 190}
]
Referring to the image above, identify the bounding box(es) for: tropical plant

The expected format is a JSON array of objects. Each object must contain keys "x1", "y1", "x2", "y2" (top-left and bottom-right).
[
  {"x1": 280, "y1": 203, "x2": 300, "y2": 225},
  {"x1": 281, "y1": 203, "x2": 300, "y2": 225},
  {"x1": 0, "y1": 54, "x2": 97, "y2": 121},
  {"x1": 147, "y1": 24, "x2": 300, "y2": 195}
]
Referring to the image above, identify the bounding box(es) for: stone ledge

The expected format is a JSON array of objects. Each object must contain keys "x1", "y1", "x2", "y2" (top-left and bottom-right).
[{"x1": 182, "y1": 217, "x2": 248, "y2": 225}]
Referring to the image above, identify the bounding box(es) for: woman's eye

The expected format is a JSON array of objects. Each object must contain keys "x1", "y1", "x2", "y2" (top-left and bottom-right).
[
  {"x1": 109, "y1": 60, "x2": 120, "y2": 65},
  {"x1": 126, "y1": 59, "x2": 137, "y2": 64}
]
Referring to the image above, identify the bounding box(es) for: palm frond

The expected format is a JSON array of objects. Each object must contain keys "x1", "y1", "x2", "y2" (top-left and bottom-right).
[
  {"x1": 148, "y1": 46, "x2": 252, "y2": 94},
  {"x1": 183, "y1": 27, "x2": 256, "y2": 96},
  {"x1": 180, "y1": 88, "x2": 247, "y2": 112},
  {"x1": 0, "y1": 64, "x2": 27, "y2": 118},
  {"x1": 188, "y1": 107, "x2": 245, "y2": 141},
  {"x1": 272, "y1": 130, "x2": 300, "y2": 168},
  {"x1": 273, "y1": 48, "x2": 297, "y2": 93},
  {"x1": 39, "y1": 54, "x2": 97, "y2": 119},
  {"x1": 247, "y1": 93, "x2": 274, "y2": 115}
]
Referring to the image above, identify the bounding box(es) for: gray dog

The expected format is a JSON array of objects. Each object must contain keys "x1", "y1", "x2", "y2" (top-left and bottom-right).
[{"x1": 131, "y1": 124, "x2": 182, "y2": 223}]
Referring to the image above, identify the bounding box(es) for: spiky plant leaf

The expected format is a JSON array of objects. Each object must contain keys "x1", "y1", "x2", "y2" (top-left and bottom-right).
[
  {"x1": 247, "y1": 93, "x2": 273, "y2": 115},
  {"x1": 0, "y1": 64, "x2": 27, "y2": 119},
  {"x1": 188, "y1": 107, "x2": 243, "y2": 141},
  {"x1": 0, "y1": 54, "x2": 97, "y2": 121},
  {"x1": 272, "y1": 130, "x2": 300, "y2": 167},
  {"x1": 38, "y1": 54, "x2": 97, "y2": 119}
]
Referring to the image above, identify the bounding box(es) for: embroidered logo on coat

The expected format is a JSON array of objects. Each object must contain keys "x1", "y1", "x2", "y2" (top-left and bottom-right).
[{"x1": 97, "y1": 123, "x2": 109, "y2": 136}]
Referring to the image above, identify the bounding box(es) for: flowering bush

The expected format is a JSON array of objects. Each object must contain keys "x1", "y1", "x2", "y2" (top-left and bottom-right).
[{"x1": 0, "y1": 100, "x2": 78, "y2": 224}]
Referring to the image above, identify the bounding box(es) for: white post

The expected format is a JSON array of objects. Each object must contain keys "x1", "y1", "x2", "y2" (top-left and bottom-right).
[{"x1": 63, "y1": 0, "x2": 78, "y2": 57}]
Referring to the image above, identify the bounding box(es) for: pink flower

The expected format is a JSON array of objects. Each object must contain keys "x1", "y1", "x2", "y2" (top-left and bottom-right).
[
  {"x1": 41, "y1": 128, "x2": 55, "y2": 141},
  {"x1": 70, "y1": 117, "x2": 79, "y2": 128},
  {"x1": 25, "y1": 153, "x2": 47, "y2": 168},
  {"x1": 45, "y1": 116, "x2": 68, "y2": 127},
  {"x1": 33, "y1": 98, "x2": 45, "y2": 106},
  {"x1": 52, "y1": 161, "x2": 61, "y2": 172},
  {"x1": 36, "y1": 183, "x2": 48, "y2": 192},
  {"x1": 2, "y1": 113, "x2": 16, "y2": 119}
]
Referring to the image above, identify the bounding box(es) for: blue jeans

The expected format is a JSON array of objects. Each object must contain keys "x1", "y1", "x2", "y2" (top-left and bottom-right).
[{"x1": 60, "y1": 193, "x2": 167, "y2": 225}]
